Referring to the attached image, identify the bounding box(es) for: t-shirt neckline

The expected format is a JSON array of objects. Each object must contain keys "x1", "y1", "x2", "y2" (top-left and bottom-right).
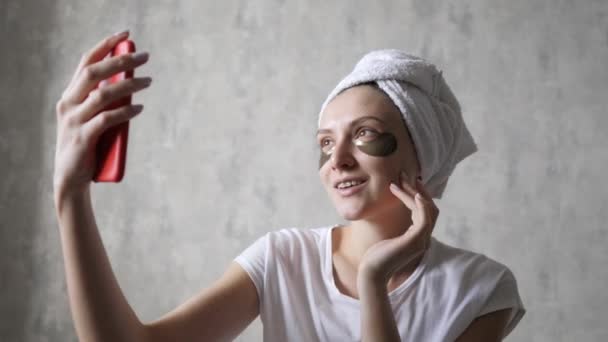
[{"x1": 323, "y1": 223, "x2": 433, "y2": 305}]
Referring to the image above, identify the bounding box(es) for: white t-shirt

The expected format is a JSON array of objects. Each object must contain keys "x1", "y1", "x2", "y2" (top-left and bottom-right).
[{"x1": 234, "y1": 224, "x2": 525, "y2": 341}]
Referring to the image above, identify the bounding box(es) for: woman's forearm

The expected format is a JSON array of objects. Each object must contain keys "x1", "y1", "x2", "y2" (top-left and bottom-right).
[
  {"x1": 358, "y1": 275, "x2": 401, "y2": 342},
  {"x1": 54, "y1": 186, "x2": 148, "y2": 342}
]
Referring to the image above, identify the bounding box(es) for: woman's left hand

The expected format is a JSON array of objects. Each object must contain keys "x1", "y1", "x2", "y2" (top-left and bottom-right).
[{"x1": 358, "y1": 170, "x2": 440, "y2": 286}]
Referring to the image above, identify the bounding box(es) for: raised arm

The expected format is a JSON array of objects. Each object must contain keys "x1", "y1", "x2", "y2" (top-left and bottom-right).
[
  {"x1": 53, "y1": 31, "x2": 259, "y2": 342},
  {"x1": 144, "y1": 261, "x2": 259, "y2": 342},
  {"x1": 55, "y1": 187, "x2": 260, "y2": 342}
]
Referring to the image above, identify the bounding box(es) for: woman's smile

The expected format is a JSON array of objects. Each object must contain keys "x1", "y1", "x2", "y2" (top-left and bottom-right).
[{"x1": 335, "y1": 179, "x2": 368, "y2": 197}]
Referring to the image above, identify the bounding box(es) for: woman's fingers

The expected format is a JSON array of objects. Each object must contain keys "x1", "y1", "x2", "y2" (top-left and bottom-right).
[
  {"x1": 63, "y1": 31, "x2": 130, "y2": 103},
  {"x1": 389, "y1": 170, "x2": 416, "y2": 209},
  {"x1": 413, "y1": 192, "x2": 429, "y2": 230},
  {"x1": 415, "y1": 178, "x2": 433, "y2": 201},
  {"x1": 68, "y1": 51, "x2": 150, "y2": 106},
  {"x1": 74, "y1": 76, "x2": 152, "y2": 123},
  {"x1": 390, "y1": 170, "x2": 439, "y2": 244},
  {"x1": 415, "y1": 179, "x2": 439, "y2": 222},
  {"x1": 82, "y1": 104, "x2": 144, "y2": 141},
  {"x1": 395, "y1": 193, "x2": 430, "y2": 251},
  {"x1": 400, "y1": 170, "x2": 421, "y2": 197},
  {"x1": 414, "y1": 180, "x2": 440, "y2": 245},
  {"x1": 75, "y1": 31, "x2": 130, "y2": 81}
]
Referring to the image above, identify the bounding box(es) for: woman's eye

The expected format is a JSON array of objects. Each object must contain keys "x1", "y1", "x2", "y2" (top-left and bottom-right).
[
  {"x1": 319, "y1": 139, "x2": 332, "y2": 149},
  {"x1": 357, "y1": 128, "x2": 378, "y2": 139},
  {"x1": 318, "y1": 129, "x2": 378, "y2": 149}
]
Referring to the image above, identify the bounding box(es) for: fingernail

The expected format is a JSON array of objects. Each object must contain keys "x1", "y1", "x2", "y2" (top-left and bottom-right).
[
  {"x1": 415, "y1": 193, "x2": 422, "y2": 200},
  {"x1": 132, "y1": 52, "x2": 149, "y2": 62},
  {"x1": 390, "y1": 183, "x2": 399, "y2": 190},
  {"x1": 132, "y1": 104, "x2": 144, "y2": 113},
  {"x1": 113, "y1": 29, "x2": 129, "y2": 37}
]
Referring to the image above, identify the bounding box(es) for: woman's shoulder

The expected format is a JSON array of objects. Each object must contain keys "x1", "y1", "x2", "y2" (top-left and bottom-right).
[
  {"x1": 428, "y1": 237, "x2": 516, "y2": 283},
  {"x1": 425, "y1": 239, "x2": 526, "y2": 338},
  {"x1": 262, "y1": 225, "x2": 332, "y2": 244},
  {"x1": 266, "y1": 225, "x2": 332, "y2": 239},
  {"x1": 260, "y1": 224, "x2": 336, "y2": 258}
]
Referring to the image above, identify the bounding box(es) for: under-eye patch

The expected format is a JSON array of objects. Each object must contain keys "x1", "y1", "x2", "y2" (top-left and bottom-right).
[
  {"x1": 318, "y1": 132, "x2": 398, "y2": 169},
  {"x1": 354, "y1": 132, "x2": 397, "y2": 156}
]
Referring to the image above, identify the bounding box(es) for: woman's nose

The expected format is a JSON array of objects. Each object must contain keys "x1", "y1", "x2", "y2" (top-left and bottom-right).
[{"x1": 330, "y1": 140, "x2": 356, "y2": 170}]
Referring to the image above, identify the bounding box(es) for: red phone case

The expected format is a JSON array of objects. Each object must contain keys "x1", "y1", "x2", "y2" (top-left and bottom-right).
[{"x1": 93, "y1": 40, "x2": 136, "y2": 183}]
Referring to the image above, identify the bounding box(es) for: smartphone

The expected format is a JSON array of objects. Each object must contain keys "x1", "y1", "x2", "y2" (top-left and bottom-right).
[{"x1": 93, "y1": 39, "x2": 136, "y2": 183}]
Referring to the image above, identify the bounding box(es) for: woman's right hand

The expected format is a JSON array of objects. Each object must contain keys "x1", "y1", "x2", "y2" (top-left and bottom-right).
[{"x1": 53, "y1": 30, "x2": 151, "y2": 198}]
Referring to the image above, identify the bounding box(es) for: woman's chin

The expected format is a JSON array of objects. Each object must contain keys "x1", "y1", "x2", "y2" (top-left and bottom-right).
[
  {"x1": 333, "y1": 194, "x2": 398, "y2": 221},
  {"x1": 335, "y1": 204, "x2": 369, "y2": 221}
]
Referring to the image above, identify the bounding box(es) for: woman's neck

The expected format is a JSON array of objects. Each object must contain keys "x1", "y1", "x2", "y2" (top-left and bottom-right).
[{"x1": 341, "y1": 206, "x2": 413, "y2": 264}]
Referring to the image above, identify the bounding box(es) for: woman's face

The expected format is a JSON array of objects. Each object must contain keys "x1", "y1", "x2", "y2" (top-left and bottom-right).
[{"x1": 317, "y1": 84, "x2": 420, "y2": 221}]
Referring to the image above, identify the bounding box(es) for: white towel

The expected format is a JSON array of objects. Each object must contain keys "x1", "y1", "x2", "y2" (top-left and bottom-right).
[{"x1": 318, "y1": 49, "x2": 478, "y2": 199}]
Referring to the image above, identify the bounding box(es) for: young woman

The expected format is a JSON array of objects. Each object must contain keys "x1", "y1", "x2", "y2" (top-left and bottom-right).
[{"x1": 54, "y1": 30, "x2": 525, "y2": 342}]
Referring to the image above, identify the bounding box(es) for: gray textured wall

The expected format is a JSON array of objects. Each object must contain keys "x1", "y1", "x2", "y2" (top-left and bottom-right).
[{"x1": 2, "y1": 0, "x2": 607, "y2": 341}]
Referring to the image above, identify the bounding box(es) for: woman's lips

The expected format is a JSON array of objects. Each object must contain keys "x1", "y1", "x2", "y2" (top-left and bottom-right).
[{"x1": 335, "y1": 180, "x2": 368, "y2": 197}]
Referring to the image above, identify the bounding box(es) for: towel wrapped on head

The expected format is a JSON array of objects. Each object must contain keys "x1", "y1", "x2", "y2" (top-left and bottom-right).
[{"x1": 318, "y1": 49, "x2": 478, "y2": 199}]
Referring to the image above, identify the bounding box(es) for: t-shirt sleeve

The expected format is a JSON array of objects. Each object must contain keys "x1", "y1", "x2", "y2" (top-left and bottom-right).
[
  {"x1": 477, "y1": 267, "x2": 526, "y2": 338},
  {"x1": 233, "y1": 233, "x2": 269, "y2": 304}
]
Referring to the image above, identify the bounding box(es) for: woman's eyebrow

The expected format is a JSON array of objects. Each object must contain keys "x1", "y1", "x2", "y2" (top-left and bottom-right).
[{"x1": 316, "y1": 116, "x2": 386, "y2": 135}]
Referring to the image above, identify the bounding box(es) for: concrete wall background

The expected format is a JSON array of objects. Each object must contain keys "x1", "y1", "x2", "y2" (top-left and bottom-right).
[{"x1": 2, "y1": 0, "x2": 607, "y2": 341}]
